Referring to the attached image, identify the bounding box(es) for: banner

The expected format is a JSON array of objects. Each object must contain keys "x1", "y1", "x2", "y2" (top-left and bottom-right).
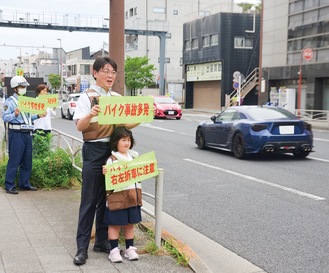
[
  {"x1": 38, "y1": 94, "x2": 58, "y2": 108},
  {"x1": 18, "y1": 95, "x2": 58, "y2": 114},
  {"x1": 18, "y1": 96, "x2": 47, "y2": 114},
  {"x1": 105, "y1": 151, "x2": 158, "y2": 191},
  {"x1": 98, "y1": 96, "x2": 154, "y2": 124}
]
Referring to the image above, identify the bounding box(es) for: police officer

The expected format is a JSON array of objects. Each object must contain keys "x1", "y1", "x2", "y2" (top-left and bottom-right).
[{"x1": 2, "y1": 75, "x2": 46, "y2": 194}]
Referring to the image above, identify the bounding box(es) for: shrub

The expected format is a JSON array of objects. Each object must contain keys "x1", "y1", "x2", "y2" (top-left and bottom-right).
[{"x1": 0, "y1": 132, "x2": 81, "y2": 189}]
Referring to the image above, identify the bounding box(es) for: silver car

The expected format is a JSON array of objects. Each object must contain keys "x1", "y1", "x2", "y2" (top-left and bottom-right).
[{"x1": 60, "y1": 93, "x2": 81, "y2": 120}]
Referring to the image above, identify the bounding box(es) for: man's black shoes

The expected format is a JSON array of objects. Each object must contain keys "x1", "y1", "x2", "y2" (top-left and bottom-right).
[
  {"x1": 6, "y1": 187, "x2": 18, "y2": 194},
  {"x1": 73, "y1": 248, "x2": 88, "y2": 265},
  {"x1": 19, "y1": 186, "x2": 38, "y2": 191},
  {"x1": 93, "y1": 241, "x2": 111, "y2": 253}
]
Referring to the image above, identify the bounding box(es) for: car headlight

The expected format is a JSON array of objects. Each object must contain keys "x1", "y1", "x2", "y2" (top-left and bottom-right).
[{"x1": 156, "y1": 105, "x2": 164, "y2": 110}]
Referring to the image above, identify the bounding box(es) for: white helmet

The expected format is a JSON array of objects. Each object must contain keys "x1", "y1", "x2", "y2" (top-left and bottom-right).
[{"x1": 10, "y1": 76, "x2": 30, "y2": 88}]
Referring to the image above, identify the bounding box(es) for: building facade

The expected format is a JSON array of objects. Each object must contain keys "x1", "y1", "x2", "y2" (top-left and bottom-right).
[
  {"x1": 182, "y1": 12, "x2": 260, "y2": 109},
  {"x1": 124, "y1": 0, "x2": 242, "y2": 98},
  {"x1": 262, "y1": 0, "x2": 329, "y2": 110}
]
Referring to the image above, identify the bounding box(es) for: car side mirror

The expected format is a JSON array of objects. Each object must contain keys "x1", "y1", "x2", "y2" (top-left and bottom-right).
[{"x1": 210, "y1": 115, "x2": 216, "y2": 122}]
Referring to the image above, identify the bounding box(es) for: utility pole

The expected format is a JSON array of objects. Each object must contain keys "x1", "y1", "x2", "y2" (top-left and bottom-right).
[{"x1": 57, "y1": 38, "x2": 63, "y2": 91}]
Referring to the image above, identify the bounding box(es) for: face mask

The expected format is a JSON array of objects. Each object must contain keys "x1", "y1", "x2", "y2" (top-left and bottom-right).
[{"x1": 17, "y1": 87, "x2": 27, "y2": 96}]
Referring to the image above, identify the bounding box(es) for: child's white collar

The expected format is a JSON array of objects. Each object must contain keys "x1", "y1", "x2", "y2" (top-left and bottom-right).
[{"x1": 111, "y1": 150, "x2": 139, "y2": 161}]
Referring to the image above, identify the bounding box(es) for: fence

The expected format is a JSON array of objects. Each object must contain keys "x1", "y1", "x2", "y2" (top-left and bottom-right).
[{"x1": 51, "y1": 129, "x2": 164, "y2": 247}]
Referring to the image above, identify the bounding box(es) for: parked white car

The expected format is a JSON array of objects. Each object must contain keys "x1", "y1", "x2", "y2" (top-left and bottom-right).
[{"x1": 61, "y1": 93, "x2": 81, "y2": 120}]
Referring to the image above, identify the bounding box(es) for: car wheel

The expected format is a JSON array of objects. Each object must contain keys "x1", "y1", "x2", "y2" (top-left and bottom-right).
[
  {"x1": 176, "y1": 117, "x2": 181, "y2": 120},
  {"x1": 293, "y1": 150, "x2": 310, "y2": 158},
  {"x1": 196, "y1": 128, "x2": 206, "y2": 149},
  {"x1": 233, "y1": 133, "x2": 246, "y2": 159},
  {"x1": 61, "y1": 108, "x2": 65, "y2": 119},
  {"x1": 68, "y1": 110, "x2": 73, "y2": 120}
]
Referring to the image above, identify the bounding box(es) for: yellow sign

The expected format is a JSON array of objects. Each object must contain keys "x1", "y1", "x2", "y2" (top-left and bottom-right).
[
  {"x1": 16, "y1": 68, "x2": 24, "y2": 76},
  {"x1": 18, "y1": 95, "x2": 58, "y2": 114},
  {"x1": 38, "y1": 94, "x2": 58, "y2": 107},
  {"x1": 105, "y1": 151, "x2": 158, "y2": 191},
  {"x1": 98, "y1": 96, "x2": 154, "y2": 124}
]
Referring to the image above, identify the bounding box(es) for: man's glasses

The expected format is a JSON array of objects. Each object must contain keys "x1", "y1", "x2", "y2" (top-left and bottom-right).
[{"x1": 100, "y1": 69, "x2": 117, "y2": 76}]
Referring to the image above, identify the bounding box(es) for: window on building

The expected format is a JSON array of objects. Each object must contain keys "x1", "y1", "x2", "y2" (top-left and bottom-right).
[
  {"x1": 320, "y1": 0, "x2": 329, "y2": 5},
  {"x1": 153, "y1": 7, "x2": 166, "y2": 13},
  {"x1": 173, "y1": 10, "x2": 178, "y2": 15},
  {"x1": 289, "y1": 1, "x2": 304, "y2": 13},
  {"x1": 318, "y1": 48, "x2": 329, "y2": 61},
  {"x1": 289, "y1": 14, "x2": 303, "y2": 28},
  {"x1": 80, "y1": 64, "x2": 91, "y2": 75},
  {"x1": 134, "y1": 7, "x2": 138, "y2": 16},
  {"x1": 126, "y1": 11, "x2": 129, "y2": 19},
  {"x1": 210, "y1": 34, "x2": 218, "y2": 46},
  {"x1": 319, "y1": 6, "x2": 329, "y2": 21},
  {"x1": 192, "y1": 38, "x2": 198, "y2": 49},
  {"x1": 203, "y1": 36, "x2": 210, "y2": 47},
  {"x1": 129, "y1": 8, "x2": 133, "y2": 17},
  {"x1": 305, "y1": 0, "x2": 319, "y2": 9},
  {"x1": 185, "y1": 40, "x2": 191, "y2": 51},
  {"x1": 303, "y1": 10, "x2": 318, "y2": 24},
  {"x1": 234, "y1": 37, "x2": 253, "y2": 49}
]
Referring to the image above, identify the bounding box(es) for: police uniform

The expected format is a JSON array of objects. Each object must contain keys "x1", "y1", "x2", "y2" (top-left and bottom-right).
[
  {"x1": 73, "y1": 85, "x2": 120, "y2": 256},
  {"x1": 2, "y1": 93, "x2": 39, "y2": 191}
]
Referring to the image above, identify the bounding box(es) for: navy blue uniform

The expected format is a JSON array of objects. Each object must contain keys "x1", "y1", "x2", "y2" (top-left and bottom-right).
[{"x1": 2, "y1": 93, "x2": 39, "y2": 191}]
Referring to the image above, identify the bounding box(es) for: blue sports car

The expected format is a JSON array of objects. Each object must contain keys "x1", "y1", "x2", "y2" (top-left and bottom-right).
[{"x1": 195, "y1": 106, "x2": 313, "y2": 159}]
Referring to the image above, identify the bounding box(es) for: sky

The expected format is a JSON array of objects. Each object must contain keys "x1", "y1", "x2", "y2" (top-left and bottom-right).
[{"x1": 0, "y1": 0, "x2": 261, "y2": 61}]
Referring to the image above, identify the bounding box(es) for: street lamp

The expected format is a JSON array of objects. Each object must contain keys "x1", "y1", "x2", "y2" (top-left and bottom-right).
[{"x1": 57, "y1": 38, "x2": 63, "y2": 91}]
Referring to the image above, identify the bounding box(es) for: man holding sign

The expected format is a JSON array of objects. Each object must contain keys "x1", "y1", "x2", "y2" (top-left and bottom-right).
[
  {"x1": 72, "y1": 57, "x2": 140, "y2": 266},
  {"x1": 2, "y1": 76, "x2": 47, "y2": 194}
]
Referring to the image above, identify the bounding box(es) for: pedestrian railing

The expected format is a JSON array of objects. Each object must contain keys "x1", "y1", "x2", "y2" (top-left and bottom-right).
[
  {"x1": 296, "y1": 109, "x2": 329, "y2": 121},
  {"x1": 51, "y1": 129, "x2": 164, "y2": 247}
]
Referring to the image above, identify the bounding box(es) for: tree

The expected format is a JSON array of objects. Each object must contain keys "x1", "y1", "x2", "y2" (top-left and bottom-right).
[
  {"x1": 125, "y1": 56, "x2": 155, "y2": 96},
  {"x1": 237, "y1": 2, "x2": 262, "y2": 13},
  {"x1": 48, "y1": 74, "x2": 61, "y2": 90}
]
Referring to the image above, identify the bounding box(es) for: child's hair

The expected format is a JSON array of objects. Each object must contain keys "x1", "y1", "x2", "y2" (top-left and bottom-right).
[{"x1": 109, "y1": 126, "x2": 135, "y2": 151}]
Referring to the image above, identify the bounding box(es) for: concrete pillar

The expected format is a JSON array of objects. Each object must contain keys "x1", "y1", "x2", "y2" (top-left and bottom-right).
[{"x1": 110, "y1": 0, "x2": 125, "y2": 95}]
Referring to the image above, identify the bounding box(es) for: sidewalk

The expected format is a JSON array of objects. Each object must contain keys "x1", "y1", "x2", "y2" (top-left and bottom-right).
[
  {"x1": 0, "y1": 189, "x2": 194, "y2": 273},
  {"x1": 0, "y1": 189, "x2": 266, "y2": 273}
]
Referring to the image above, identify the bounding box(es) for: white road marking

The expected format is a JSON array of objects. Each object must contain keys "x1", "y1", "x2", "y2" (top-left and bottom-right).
[
  {"x1": 140, "y1": 123, "x2": 175, "y2": 132},
  {"x1": 308, "y1": 157, "x2": 329, "y2": 163},
  {"x1": 184, "y1": 158, "x2": 326, "y2": 201},
  {"x1": 314, "y1": 137, "x2": 329, "y2": 142}
]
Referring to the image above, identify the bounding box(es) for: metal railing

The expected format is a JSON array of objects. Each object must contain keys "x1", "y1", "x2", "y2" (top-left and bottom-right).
[
  {"x1": 226, "y1": 67, "x2": 259, "y2": 107},
  {"x1": 51, "y1": 129, "x2": 164, "y2": 247}
]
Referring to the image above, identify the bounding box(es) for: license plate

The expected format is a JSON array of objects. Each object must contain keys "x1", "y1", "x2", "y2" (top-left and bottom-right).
[
  {"x1": 168, "y1": 111, "x2": 174, "y2": 115},
  {"x1": 279, "y1": 125, "x2": 294, "y2": 134}
]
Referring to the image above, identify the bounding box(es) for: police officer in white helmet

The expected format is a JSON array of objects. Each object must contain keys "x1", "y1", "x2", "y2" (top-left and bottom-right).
[{"x1": 2, "y1": 75, "x2": 47, "y2": 194}]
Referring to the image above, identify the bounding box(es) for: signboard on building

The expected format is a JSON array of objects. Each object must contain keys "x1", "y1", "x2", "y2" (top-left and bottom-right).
[{"x1": 186, "y1": 61, "x2": 222, "y2": 82}]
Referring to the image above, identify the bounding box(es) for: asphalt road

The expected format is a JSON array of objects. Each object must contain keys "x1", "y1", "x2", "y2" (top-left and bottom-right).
[{"x1": 53, "y1": 110, "x2": 329, "y2": 273}]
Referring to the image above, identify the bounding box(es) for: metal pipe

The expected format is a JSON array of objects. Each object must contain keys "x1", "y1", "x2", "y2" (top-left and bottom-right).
[{"x1": 154, "y1": 168, "x2": 164, "y2": 248}]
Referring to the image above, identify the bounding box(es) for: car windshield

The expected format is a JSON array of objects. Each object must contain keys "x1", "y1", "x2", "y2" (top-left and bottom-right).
[
  {"x1": 245, "y1": 107, "x2": 297, "y2": 120},
  {"x1": 154, "y1": 97, "x2": 175, "y2": 104}
]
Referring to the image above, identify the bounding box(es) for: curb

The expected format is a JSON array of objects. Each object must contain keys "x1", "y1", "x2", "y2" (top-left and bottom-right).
[{"x1": 139, "y1": 221, "x2": 212, "y2": 273}]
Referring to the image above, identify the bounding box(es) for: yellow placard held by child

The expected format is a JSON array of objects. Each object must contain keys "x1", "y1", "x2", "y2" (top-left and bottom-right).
[{"x1": 105, "y1": 151, "x2": 158, "y2": 191}]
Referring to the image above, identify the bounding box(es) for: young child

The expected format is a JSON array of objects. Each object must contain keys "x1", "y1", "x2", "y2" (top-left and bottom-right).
[{"x1": 103, "y1": 126, "x2": 142, "y2": 263}]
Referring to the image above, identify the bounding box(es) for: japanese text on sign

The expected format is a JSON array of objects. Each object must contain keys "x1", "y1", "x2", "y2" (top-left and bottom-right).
[
  {"x1": 18, "y1": 95, "x2": 58, "y2": 114},
  {"x1": 98, "y1": 96, "x2": 154, "y2": 124},
  {"x1": 105, "y1": 151, "x2": 158, "y2": 190}
]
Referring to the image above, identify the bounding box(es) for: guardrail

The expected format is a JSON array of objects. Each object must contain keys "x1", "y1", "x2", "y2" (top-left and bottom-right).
[{"x1": 51, "y1": 129, "x2": 164, "y2": 247}]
